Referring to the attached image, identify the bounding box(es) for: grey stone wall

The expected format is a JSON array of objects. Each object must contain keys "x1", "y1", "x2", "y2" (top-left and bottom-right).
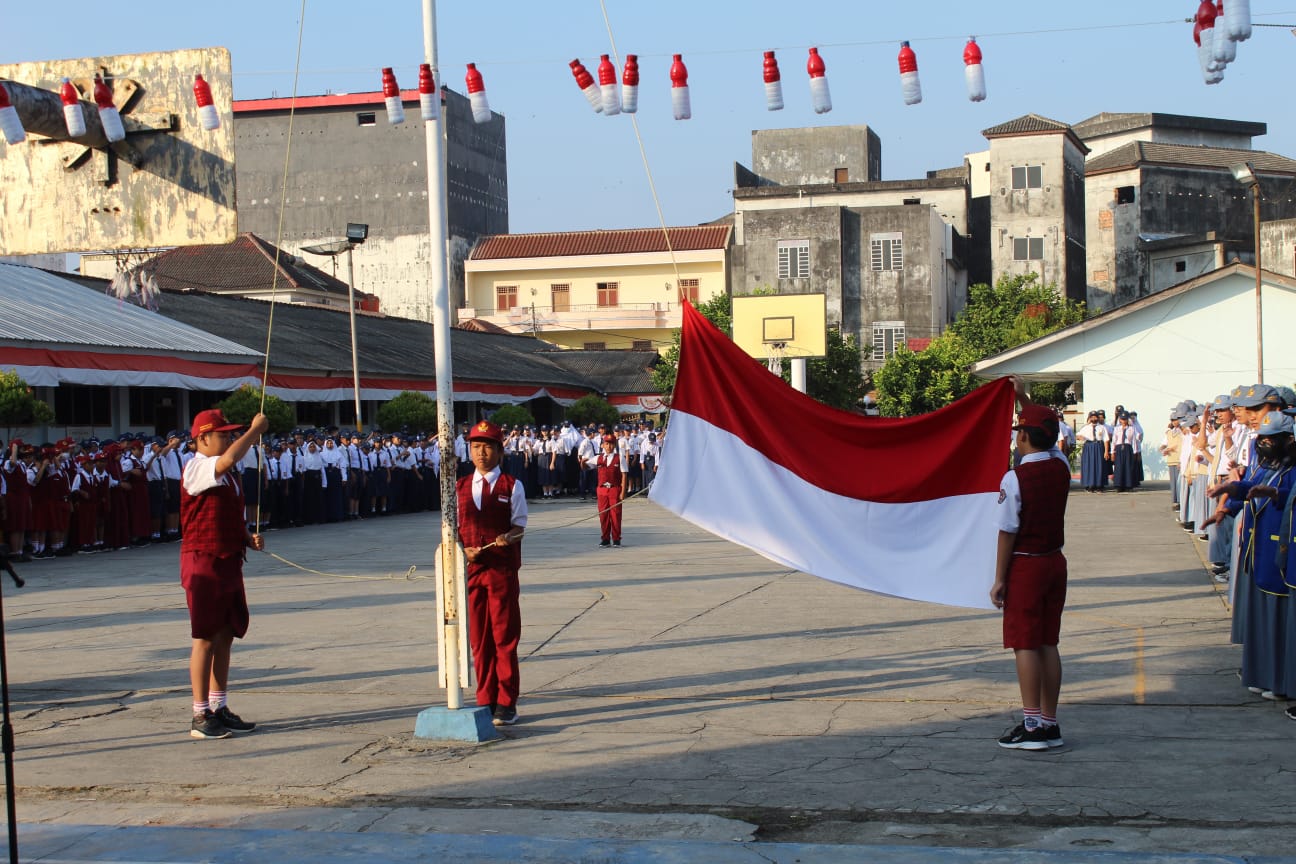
[
  {"x1": 1260, "y1": 218, "x2": 1296, "y2": 277},
  {"x1": 750, "y1": 126, "x2": 881, "y2": 186}
]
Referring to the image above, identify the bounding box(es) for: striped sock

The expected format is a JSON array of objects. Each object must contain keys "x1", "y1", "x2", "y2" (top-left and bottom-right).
[
  {"x1": 193, "y1": 700, "x2": 209, "y2": 716},
  {"x1": 209, "y1": 690, "x2": 226, "y2": 710},
  {"x1": 1040, "y1": 711, "x2": 1057, "y2": 728},
  {"x1": 1022, "y1": 708, "x2": 1042, "y2": 730}
]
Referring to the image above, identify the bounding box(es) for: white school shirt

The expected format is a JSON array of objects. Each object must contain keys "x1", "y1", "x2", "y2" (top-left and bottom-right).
[
  {"x1": 470, "y1": 466, "x2": 528, "y2": 527},
  {"x1": 183, "y1": 452, "x2": 239, "y2": 496}
]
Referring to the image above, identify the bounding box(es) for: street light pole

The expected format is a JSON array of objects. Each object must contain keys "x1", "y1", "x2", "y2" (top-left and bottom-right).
[
  {"x1": 345, "y1": 244, "x2": 363, "y2": 431},
  {"x1": 1252, "y1": 180, "x2": 1264, "y2": 383}
]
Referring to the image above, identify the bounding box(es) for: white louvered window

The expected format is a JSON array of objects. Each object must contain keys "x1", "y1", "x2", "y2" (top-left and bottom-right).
[
  {"x1": 777, "y1": 240, "x2": 810, "y2": 279},
  {"x1": 870, "y1": 233, "x2": 903, "y2": 271},
  {"x1": 872, "y1": 321, "x2": 905, "y2": 361}
]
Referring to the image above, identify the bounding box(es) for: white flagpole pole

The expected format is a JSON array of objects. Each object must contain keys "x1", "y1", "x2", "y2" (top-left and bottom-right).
[{"x1": 421, "y1": 0, "x2": 462, "y2": 711}]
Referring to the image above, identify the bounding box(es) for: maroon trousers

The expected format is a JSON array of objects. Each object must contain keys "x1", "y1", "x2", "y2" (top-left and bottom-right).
[
  {"x1": 597, "y1": 487, "x2": 622, "y2": 542},
  {"x1": 467, "y1": 566, "x2": 521, "y2": 709}
]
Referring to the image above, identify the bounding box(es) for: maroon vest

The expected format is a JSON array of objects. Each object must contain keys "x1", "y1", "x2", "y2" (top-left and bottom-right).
[
  {"x1": 596, "y1": 453, "x2": 622, "y2": 486},
  {"x1": 1012, "y1": 457, "x2": 1071, "y2": 555},
  {"x1": 457, "y1": 472, "x2": 522, "y2": 575},
  {"x1": 180, "y1": 466, "x2": 246, "y2": 558}
]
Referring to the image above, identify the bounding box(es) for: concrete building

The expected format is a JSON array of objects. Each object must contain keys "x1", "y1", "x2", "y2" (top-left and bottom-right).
[
  {"x1": 731, "y1": 127, "x2": 968, "y2": 370},
  {"x1": 1260, "y1": 217, "x2": 1296, "y2": 277},
  {"x1": 972, "y1": 263, "x2": 1296, "y2": 479},
  {"x1": 977, "y1": 114, "x2": 1088, "y2": 304},
  {"x1": 232, "y1": 87, "x2": 508, "y2": 321},
  {"x1": 1076, "y1": 114, "x2": 1296, "y2": 311},
  {"x1": 461, "y1": 226, "x2": 731, "y2": 352}
]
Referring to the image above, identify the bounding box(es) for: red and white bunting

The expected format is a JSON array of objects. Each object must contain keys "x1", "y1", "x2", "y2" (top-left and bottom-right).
[
  {"x1": 92, "y1": 74, "x2": 126, "y2": 143},
  {"x1": 465, "y1": 63, "x2": 491, "y2": 124},
  {"x1": 898, "y1": 41, "x2": 922, "y2": 105},
  {"x1": 763, "y1": 51, "x2": 783, "y2": 111},
  {"x1": 670, "y1": 54, "x2": 690, "y2": 120},
  {"x1": 806, "y1": 48, "x2": 830, "y2": 114},
  {"x1": 598, "y1": 54, "x2": 621, "y2": 116},
  {"x1": 381, "y1": 67, "x2": 405, "y2": 124},
  {"x1": 418, "y1": 63, "x2": 439, "y2": 121},
  {"x1": 963, "y1": 38, "x2": 986, "y2": 102},
  {"x1": 193, "y1": 74, "x2": 220, "y2": 130},
  {"x1": 621, "y1": 54, "x2": 640, "y2": 114},
  {"x1": 60, "y1": 78, "x2": 87, "y2": 136},
  {"x1": 570, "y1": 59, "x2": 603, "y2": 113}
]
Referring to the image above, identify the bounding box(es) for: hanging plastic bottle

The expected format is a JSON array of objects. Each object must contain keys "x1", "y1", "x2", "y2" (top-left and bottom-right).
[
  {"x1": 465, "y1": 63, "x2": 491, "y2": 124},
  {"x1": 570, "y1": 59, "x2": 603, "y2": 114},
  {"x1": 0, "y1": 83, "x2": 25, "y2": 145},
  {"x1": 597, "y1": 55, "x2": 621, "y2": 116},
  {"x1": 93, "y1": 74, "x2": 126, "y2": 143},
  {"x1": 762, "y1": 51, "x2": 783, "y2": 111},
  {"x1": 963, "y1": 38, "x2": 986, "y2": 102},
  {"x1": 193, "y1": 74, "x2": 220, "y2": 131},
  {"x1": 418, "y1": 63, "x2": 439, "y2": 121},
  {"x1": 1211, "y1": 2, "x2": 1237, "y2": 65},
  {"x1": 381, "y1": 67, "x2": 405, "y2": 124},
  {"x1": 898, "y1": 41, "x2": 922, "y2": 105},
  {"x1": 60, "y1": 78, "x2": 87, "y2": 137},
  {"x1": 621, "y1": 54, "x2": 640, "y2": 114},
  {"x1": 1196, "y1": 0, "x2": 1222, "y2": 72},
  {"x1": 1224, "y1": 0, "x2": 1251, "y2": 41},
  {"x1": 806, "y1": 47, "x2": 831, "y2": 114},
  {"x1": 670, "y1": 54, "x2": 690, "y2": 120},
  {"x1": 1193, "y1": 23, "x2": 1224, "y2": 84}
]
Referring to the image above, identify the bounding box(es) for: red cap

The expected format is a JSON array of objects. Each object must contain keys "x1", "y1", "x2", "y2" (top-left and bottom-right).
[
  {"x1": 1195, "y1": 0, "x2": 1217, "y2": 27},
  {"x1": 92, "y1": 74, "x2": 115, "y2": 110},
  {"x1": 60, "y1": 78, "x2": 80, "y2": 107},
  {"x1": 467, "y1": 420, "x2": 503, "y2": 445},
  {"x1": 465, "y1": 63, "x2": 485, "y2": 94},
  {"x1": 598, "y1": 55, "x2": 616, "y2": 86},
  {"x1": 763, "y1": 51, "x2": 781, "y2": 84},
  {"x1": 193, "y1": 74, "x2": 214, "y2": 107},
  {"x1": 807, "y1": 47, "x2": 826, "y2": 78},
  {"x1": 1013, "y1": 403, "x2": 1059, "y2": 434},
  {"x1": 963, "y1": 38, "x2": 982, "y2": 66},
  {"x1": 418, "y1": 63, "x2": 435, "y2": 94},
  {"x1": 670, "y1": 55, "x2": 688, "y2": 87},
  {"x1": 570, "y1": 59, "x2": 595, "y2": 90},
  {"x1": 898, "y1": 42, "x2": 918, "y2": 74},
  {"x1": 622, "y1": 55, "x2": 639, "y2": 86},
  {"x1": 381, "y1": 67, "x2": 400, "y2": 98},
  {"x1": 190, "y1": 408, "x2": 244, "y2": 439}
]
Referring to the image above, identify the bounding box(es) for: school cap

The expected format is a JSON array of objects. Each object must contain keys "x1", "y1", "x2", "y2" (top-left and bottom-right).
[
  {"x1": 1274, "y1": 386, "x2": 1296, "y2": 409},
  {"x1": 467, "y1": 420, "x2": 503, "y2": 445},
  {"x1": 1231, "y1": 384, "x2": 1274, "y2": 409},
  {"x1": 190, "y1": 409, "x2": 244, "y2": 439},
  {"x1": 1256, "y1": 412, "x2": 1294, "y2": 436},
  {"x1": 1013, "y1": 403, "x2": 1059, "y2": 435},
  {"x1": 1211, "y1": 395, "x2": 1232, "y2": 411}
]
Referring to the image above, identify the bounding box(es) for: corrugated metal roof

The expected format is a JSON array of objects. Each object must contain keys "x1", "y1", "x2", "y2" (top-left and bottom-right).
[
  {"x1": 1085, "y1": 141, "x2": 1296, "y2": 176},
  {"x1": 470, "y1": 226, "x2": 731, "y2": 260},
  {"x1": 0, "y1": 264, "x2": 261, "y2": 359}
]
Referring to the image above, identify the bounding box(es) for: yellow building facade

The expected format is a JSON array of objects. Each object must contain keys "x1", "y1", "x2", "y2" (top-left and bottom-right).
[{"x1": 461, "y1": 226, "x2": 731, "y2": 352}]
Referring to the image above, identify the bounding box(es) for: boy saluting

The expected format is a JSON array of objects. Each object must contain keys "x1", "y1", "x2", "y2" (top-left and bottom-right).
[{"x1": 181, "y1": 408, "x2": 269, "y2": 739}]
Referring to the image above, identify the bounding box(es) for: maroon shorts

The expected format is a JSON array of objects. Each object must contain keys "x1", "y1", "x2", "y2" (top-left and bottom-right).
[
  {"x1": 181, "y1": 551, "x2": 249, "y2": 640},
  {"x1": 1002, "y1": 552, "x2": 1067, "y2": 650}
]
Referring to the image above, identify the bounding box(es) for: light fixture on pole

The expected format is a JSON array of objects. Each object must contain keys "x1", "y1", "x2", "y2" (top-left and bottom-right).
[
  {"x1": 1230, "y1": 161, "x2": 1264, "y2": 382},
  {"x1": 302, "y1": 223, "x2": 369, "y2": 431}
]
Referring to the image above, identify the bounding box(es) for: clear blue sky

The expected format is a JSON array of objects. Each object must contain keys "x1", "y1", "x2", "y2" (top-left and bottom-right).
[{"x1": 9, "y1": 2, "x2": 1296, "y2": 233}]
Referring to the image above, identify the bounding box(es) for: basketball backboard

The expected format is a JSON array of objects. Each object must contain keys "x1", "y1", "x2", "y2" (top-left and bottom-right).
[
  {"x1": 731, "y1": 293, "x2": 827, "y2": 361},
  {"x1": 0, "y1": 47, "x2": 236, "y2": 255}
]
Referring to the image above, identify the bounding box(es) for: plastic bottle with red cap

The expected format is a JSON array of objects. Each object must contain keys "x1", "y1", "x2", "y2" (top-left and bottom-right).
[
  {"x1": 598, "y1": 54, "x2": 621, "y2": 116},
  {"x1": 0, "y1": 83, "x2": 24, "y2": 145},
  {"x1": 807, "y1": 48, "x2": 831, "y2": 115},
  {"x1": 897, "y1": 41, "x2": 922, "y2": 105},
  {"x1": 93, "y1": 74, "x2": 126, "y2": 143},
  {"x1": 465, "y1": 63, "x2": 491, "y2": 124},
  {"x1": 1196, "y1": 1, "x2": 1222, "y2": 74},
  {"x1": 381, "y1": 67, "x2": 405, "y2": 124},
  {"x1": 193, "y1": 74, "x2": 220, "y2": 131},
  {"x1": 670, "y1": 54, "x2": 690, "y2": 120},
  {"x1": 61, "y1": 78, "x2": 87, "y2": 137},
  {"x1": 763, "y1": 51, "x2": 783, "y2": 111},
  {"x1": 418, "y1": 63, "x2": 439, "y2": 121},
  {"x1": 1224, "y1": 0, "x2": 1252, "y2": 41},
  {"x1": 1211, "y1": 1, "x2": 1237, "y2": 66},
  {"x1": 621, "y1": 55, "x2": 640, "y2": 114},
  {"x1": 570, "y1": 59, "x2": 603, "y2": 114},
  {"x1": 963, "y1": 38, "x2": 986, "y2": 102}
]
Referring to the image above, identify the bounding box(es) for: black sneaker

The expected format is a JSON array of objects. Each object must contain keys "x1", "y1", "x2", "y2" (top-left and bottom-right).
[
  {"x1": 214, "y1": 705, "x2": 256, "y2": 733},
  {"x1": 1042, "y1": 724, "x2": 1065, "y2": 748},
  {"x1": 997, "y1": 722, "x2": 1048, "y2": 751},
  {"x1": 612, "y1": 540, "x2": 621, "y2": 547},
  {"x1": 190, "y1": 710, "x2": 232, "y2": 739},
  {"x1": 599, "y1": 540, "x2": 611, "y2": 548},
  {"x1": 492, "y1": 705, "x2": 518, "y2": 726},
  {"x1": 1286, "y1": 705, "x2": 1296, "y2": 721}
]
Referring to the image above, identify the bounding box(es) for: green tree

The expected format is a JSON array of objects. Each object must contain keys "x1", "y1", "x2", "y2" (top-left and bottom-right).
[
  {"x1": 795, "y1": 328, "x2": 866, "y2": 411},
  {"x1": 489, "y1": 403, "x2": 535, "y2": 428},
  {"x1": 217, "y1": 384, "x2": 295, "y2": 435},
  {"x1": 565, "y1": 394, "x2": 620, "y2": 429},
  {"x1": 875, "y1": 273, "x2": 1086, "y2": 416},
  {"x1": 650, "y1": 292, "x2": 734, "y2": 396},
  {"x1": 0, "y1": 369, "x2": 54, "y2": 440},
  {"x1": 375, "y1": 390, "x2": 438, "y2": 433}
]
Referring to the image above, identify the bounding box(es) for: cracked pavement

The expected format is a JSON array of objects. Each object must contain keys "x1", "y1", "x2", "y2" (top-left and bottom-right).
[{"x1": 4, "y1": 484, "x2": 1294, "y2": 857}]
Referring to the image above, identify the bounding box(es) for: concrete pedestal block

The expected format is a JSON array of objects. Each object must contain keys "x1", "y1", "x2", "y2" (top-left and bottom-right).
[{"x1": 414, "y1": 705, "x2": 499, "y2": 742}]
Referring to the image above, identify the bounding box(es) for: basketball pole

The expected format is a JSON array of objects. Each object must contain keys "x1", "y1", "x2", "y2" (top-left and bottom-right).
[{"x1": 790, "y1": 358, "x2": 807, "y2": 394}]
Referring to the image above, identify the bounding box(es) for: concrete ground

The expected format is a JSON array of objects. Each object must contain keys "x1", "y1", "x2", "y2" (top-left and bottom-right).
[{"x1": 1, "y1": 482, "x2": 1292, "y2": 861}]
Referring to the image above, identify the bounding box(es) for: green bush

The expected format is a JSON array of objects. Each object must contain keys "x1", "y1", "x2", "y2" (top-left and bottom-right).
[
  {"x1": 566, "y1": 394, "x2": 620, "y2": 429},
  {"x1": 376, "y1": 390, "x2": 438, "y2": 433},
  {"x1": 489, "y1": 403, "x2": 536, "y2": 428},
  {"x1": 216, "y1": 384, "x2": 295, "y2": 435}
]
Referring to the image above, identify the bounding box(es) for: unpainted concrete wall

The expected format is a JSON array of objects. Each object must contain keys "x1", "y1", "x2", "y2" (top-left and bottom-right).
[{"x1": 751, "y1": 126, "x2": 881, "y2": 186}]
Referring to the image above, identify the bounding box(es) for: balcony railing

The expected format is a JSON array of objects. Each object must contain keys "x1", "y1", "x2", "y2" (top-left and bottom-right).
[{"x1": 458, "y1": 300, "x2": 686, "y2": 332}]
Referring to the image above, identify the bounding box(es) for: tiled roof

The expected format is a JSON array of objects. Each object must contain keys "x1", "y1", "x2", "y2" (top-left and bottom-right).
[
  {"x1": 1085, "y1": 142, "x2": 1296, "y2": 176},
  {"x1": 470, "y1": 226, "x2": 731, "y2": 260},
  {"x1": 0, "y1": 264, "x2": 259, "y2": 359},
  {"x1": 146, "y1": 233, "x2": 351, "y2": 297},
  {"x1": 456, "y1": 318, "x2": 515, "y2": 334},
  {"x1": 982, "y1": 113, "x2": 1073, "y2": 138}
]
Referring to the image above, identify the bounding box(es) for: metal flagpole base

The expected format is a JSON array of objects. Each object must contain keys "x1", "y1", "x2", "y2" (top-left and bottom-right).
[{"x1": 414, "y1": 705, "x2": 499, "y2": 742}]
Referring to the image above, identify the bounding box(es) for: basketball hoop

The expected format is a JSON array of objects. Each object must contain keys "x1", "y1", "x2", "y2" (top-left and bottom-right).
[{"x1": 766, "y1": 341, "x2": 787, "y2": 376}]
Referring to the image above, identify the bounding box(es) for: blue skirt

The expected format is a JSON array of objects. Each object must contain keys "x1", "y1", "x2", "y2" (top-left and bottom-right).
[
  {"x1": 1080, "y1": 440, "x2": 1106, "y2": 488},
  {"x1": 1112, "y1": 443, "x2": 1136, "y2": 489}
]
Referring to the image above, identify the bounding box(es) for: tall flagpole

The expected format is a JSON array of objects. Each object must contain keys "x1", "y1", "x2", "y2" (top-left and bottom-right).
[{"x1": 422, "y1": 0, "x2": 463, "y2": 711}]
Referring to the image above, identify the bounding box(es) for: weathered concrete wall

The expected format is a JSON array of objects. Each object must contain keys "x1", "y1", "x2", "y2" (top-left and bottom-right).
[
  {"x1": 234, "y1": 88, "x2": 508, "y2": 318},
  {"x1": 1260, "y1": 218, "x2": 1296, "y2": 277},
  {"x1": 735, "y1": 207, "x2": 844, "y2": 320},
  {"x1": 734, "y1": 180, "x2": 969, "y2": 234},
  {"x1": 1085, "y1": 166, "x2": 1140, "y2": 310},
  {"x1": 751, "y1": 126, "x2": 881, "y2": 186},
  {"x1": 1084, "y1": 127, "x2": 1257, "y2": 159},
  {"x1": 987, "y1": 135, "x2": 1071, "y2": 295}
]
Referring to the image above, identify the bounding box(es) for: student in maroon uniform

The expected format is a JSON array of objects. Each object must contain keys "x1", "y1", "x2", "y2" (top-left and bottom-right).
[
  {"x1": 595, "y1": 434, "x2": 626, "y2": 548},
  {"x1": 991, "y1": 383, "x2": 1073, "y2": 751},
  {"x1": 180, "y1": 408, "x2": 269, "y2": 740},
  {"x1": 457, "y1": 420, "x2": 528, "y2": 727}
]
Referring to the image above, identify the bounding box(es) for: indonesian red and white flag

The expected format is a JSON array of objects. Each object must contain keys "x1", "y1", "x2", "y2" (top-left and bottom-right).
[{"x1": 649, "y1": 302, "x2": 1015, "y2": 609}]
